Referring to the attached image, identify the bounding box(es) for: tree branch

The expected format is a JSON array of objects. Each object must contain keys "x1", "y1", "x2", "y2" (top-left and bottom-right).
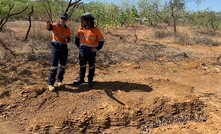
[
  {"x1": 64, "y1": 0, "x2": 81, "y2": 17},
  {"x1": 24, "y1": 6, "x2": 34, "y2": 41},
  {"x1": 0, "y1": 4, "x2": 28, "y2": 32},
  {"x1": 0, "y1": 38, "x2": 17, "y2": 57},
  {"x1": 41, "y1": 0, "x2": 53, "y2": 23},
  {"x1": 9, "y1": 5, "x2": 28, "y2": 17},
  {"x1": 68, "y1": 2, "x2": 82, "y2": 18}
]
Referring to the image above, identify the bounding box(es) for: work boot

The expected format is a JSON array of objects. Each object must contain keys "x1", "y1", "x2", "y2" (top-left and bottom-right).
[
  {"x1": 73, "y1": 79, "x2": 85, "y2": 85},
  {"x1": 88, "y1": 81, "x2": 94, "y2": 87},
  {"x1": 57, "y1": 82, "x2": 64, "y2": 87},
  {"x1": 48, "y1": 85, "x2": 55, "y2": 91}
]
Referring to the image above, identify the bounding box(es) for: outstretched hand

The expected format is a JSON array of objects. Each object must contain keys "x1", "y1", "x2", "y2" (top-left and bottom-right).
[
  {"x1": 46, "y1": 20, "x2": 51, "y2": 25},
  {"x1": 46, "y1": 20, "x2": 52, "y2": 30}
]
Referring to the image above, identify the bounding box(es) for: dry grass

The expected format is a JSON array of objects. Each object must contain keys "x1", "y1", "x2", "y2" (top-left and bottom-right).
[
  {"x1": 151, "y1": 26, "x2": 221, "y2": 46},
  {"x1": 1, "y1": 21, "x2": 221, "y2": 64},
  {"x1": 1, "y1": 21, "x2": 221, "y2": 134}
]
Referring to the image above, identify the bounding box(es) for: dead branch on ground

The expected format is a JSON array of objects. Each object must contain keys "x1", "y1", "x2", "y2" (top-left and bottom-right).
[{"x1": 0, "y1": 38, "x2": 17, "y2": 58}]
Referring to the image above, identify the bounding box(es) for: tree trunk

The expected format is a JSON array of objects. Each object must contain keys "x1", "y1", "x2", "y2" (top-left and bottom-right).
[{"x1": 24, "y1": 6, "x2": 34, "y2": 41}]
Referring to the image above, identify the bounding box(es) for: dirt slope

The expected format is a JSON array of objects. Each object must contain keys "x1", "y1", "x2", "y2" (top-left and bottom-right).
[{"x1": 0, "y1": 21, "x2": 221, "y2": 134}]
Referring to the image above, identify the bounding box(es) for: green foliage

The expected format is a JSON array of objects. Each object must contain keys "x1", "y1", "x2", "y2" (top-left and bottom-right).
[
  {"x1": 0, "y1": 0, "x2": 11, "y2": 18},
  {"x1": 31, "y1": 1, "x2": 62, "y2": 21},
  {"x1": 88, "y1": 2, "x2": 120, "y2": 27},
  {"x1": 81, "y1": 1, "x2": 139, "y2": 28},
  {"x1": 0, "y1": 0, "x2": 220, "y2": 31},
  {"x1": 190, "y1": 10, "x2": 221, "y2": 30},
  {"x1": 116, "y1": 5, "x2": 139, "y2": 27},
  {"x1": 138, "y1": 0, "x2": 160, "y2": 25},
  {"x1": 0, "y1": 0, "x2": 29, "y2": 19}
]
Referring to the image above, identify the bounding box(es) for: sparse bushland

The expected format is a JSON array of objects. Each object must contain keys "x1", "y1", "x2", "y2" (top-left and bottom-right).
[
  {"x1": 1, "y1": 0, "x2": 220, "y2": 48},
  {"x1": 0, "y1": 1, "x2": 221, "y2": 134},
  {"x1": 1, "y1": 0, "x2": 221, "y2": 30}
]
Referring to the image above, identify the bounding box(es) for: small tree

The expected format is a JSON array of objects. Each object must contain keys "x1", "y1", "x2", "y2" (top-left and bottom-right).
[
  {"x1": 85, "y1": 2, "x2": 120, "y2": 28},
  {"x1": 168, "y1": 0, "x2": 185, "y2": 33},
  {"x1": 0, "y1": 0, "x2": 29, "y2": 32},
  {"x1": 140, "y1": 0, "x2": 203, "y2": 33},
  {"x1": 198, "y1": 10, "x2": 221, "y2": 31},
  {"x1": 138, "y1": 0, "x2": 161, "y2": 26},
  {"x1": 40, "y1": 0, "x2": 82, "y2": 22}
]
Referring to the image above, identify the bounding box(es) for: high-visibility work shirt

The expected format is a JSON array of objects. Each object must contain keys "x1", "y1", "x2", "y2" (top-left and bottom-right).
[
  {"x1": 76, "y1": 27, "x2": 104, "y2": 47},
  {"x1": 51, "y1": 23, "x2": 71, "y2": 44}
]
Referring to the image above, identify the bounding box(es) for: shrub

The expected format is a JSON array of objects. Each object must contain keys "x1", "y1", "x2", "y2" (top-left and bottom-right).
[
  {"x1": 175, "y1": 32, "x2": 192, "y2": 45},
  {"x1": 193, "y1": 36, "x2": 219, "y2": 46},
  {"x1": 154, "y1": 30, "x2": 171, "y2": 39}
]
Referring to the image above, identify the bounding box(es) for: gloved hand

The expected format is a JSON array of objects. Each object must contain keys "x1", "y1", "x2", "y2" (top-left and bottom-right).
[
  {"x1": 91, "y1": 47, "x2": 97, "y2": 52},
  {"x1": 46, "y1": 20, "x2": 51, "y2": 25},
  {"x1": 46, "y1": 20, "x2": 52, "y2": 30},
  {"x1": 66, "y1": 38, "x2": 70, "y2": 43}
]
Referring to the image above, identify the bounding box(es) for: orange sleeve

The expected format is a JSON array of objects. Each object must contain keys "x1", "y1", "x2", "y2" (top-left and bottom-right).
[
  {"x1": 76, "y1": 28, "x2": 81, "y2": 38},
  {"x1": 96, "y1": 28, "x2": 104, "y2": 41},
  {"x1": 51, "y1": 23, "x2": 57, "y2": 32}
]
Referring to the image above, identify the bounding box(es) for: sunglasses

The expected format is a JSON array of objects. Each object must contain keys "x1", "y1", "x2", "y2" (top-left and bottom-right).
[{"x1": 60, "y1": 17, "x2": 67, "y2": 20}]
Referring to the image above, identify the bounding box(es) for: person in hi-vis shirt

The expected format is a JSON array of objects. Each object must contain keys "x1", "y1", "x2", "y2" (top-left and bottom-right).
[
  {"x1": 46, "y1": 12, "x2": 71, "y2": 91},
  {"x1": 73, "y1": 12, "x2": 105, "y2": 87}
]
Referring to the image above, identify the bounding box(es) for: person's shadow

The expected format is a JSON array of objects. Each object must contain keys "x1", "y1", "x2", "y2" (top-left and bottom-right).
[{"x1": 58, "y1": 81, "x2": 153, "y2": 106}]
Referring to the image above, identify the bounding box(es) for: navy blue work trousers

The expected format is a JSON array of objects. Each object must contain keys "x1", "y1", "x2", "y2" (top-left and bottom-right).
[
  {"x1": 48, "y1": 43, "x2": 68, "y2": 85},
  {"x1": 78, "y1": 45, "x2": 96, "y2": 82}
]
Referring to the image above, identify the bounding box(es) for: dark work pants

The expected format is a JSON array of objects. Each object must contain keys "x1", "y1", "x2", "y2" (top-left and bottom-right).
[
  {"x1": 78, "y1": 45, "x2": 96, "y2": 82},
  {"x1": 48, "y1": 44, "x2": 68, "y2": 85}
]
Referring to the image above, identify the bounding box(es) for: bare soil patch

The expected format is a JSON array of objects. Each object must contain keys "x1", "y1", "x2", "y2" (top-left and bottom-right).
[{"x1": 0, "y1": 21, "x2": 221, "y2": 133}]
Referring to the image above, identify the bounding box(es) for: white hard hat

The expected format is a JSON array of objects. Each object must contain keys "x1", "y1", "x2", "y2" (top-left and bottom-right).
[{"x1": 83, "y1": 12, "x2": 94, "y2": 19}]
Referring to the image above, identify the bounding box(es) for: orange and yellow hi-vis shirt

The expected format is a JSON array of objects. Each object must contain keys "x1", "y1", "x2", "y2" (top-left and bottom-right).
[
  {"x1": 51, "y1": 23, "x2": 71, "y2": 44},
  {"x1": 76, "y1": 27, "x2": 104, "y2": 47}
]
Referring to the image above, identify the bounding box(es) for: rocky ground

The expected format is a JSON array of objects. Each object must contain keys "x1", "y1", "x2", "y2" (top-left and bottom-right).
[{"x1": 0, "y1": 21, "x2": 221, "y2": 134}]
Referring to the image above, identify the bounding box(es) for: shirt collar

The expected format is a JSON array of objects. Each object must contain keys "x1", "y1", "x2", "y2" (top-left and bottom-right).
[{"x1": 57, "y1": 22, "x2": 68, "y2": 29}]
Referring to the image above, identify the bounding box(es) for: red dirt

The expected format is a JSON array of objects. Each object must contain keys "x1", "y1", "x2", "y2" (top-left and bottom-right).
[{"x1": 0, "y1": 21, "x2": 221, "y2": 134}]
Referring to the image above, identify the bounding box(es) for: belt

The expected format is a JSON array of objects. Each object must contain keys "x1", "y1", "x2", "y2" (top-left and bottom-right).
[{"x1": 51, "y1": 41, "x2": 67, "y2": 46}]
